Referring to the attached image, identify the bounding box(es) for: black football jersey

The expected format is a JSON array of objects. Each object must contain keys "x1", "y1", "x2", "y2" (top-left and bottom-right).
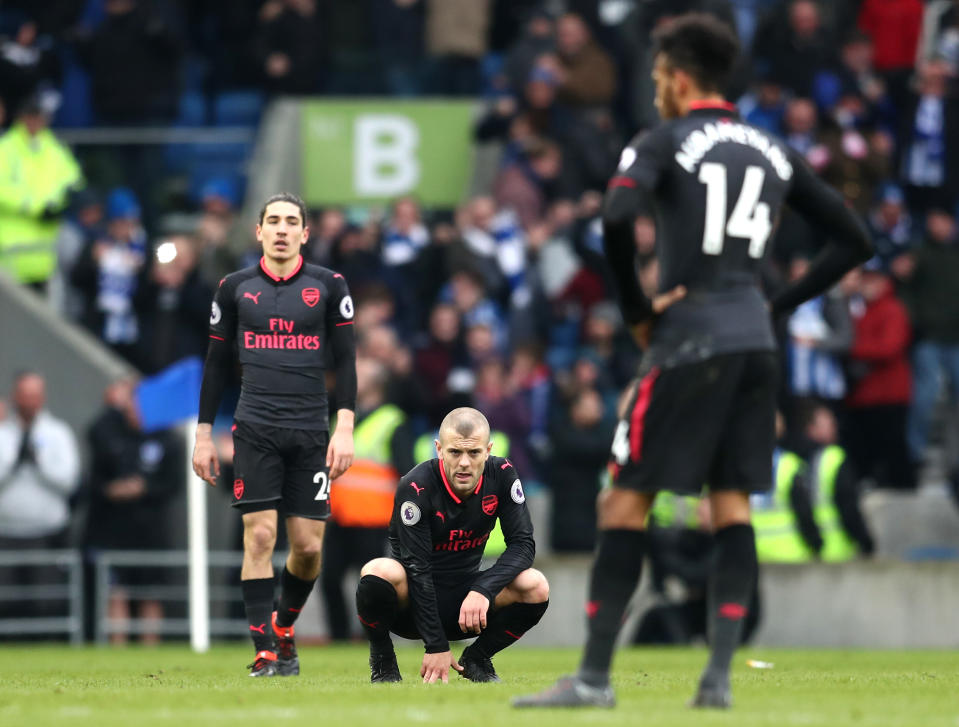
[
  {"x1": 389, "y1": 455, "x2": 535, "y2": 652},
  {"x1": 208, "y1": 256, "x2": 354, "y2": 429},
  {"x1": 613, "y1": 102, "x2": 819, "y2": 369}
]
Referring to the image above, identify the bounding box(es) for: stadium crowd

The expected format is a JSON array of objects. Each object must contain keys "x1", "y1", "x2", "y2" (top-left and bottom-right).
[{"x1": 2, "y1": 0, "x2": 959, "y2": 641}]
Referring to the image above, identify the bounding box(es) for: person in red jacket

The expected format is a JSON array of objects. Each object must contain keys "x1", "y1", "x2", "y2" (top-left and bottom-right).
[{"x1": 844, "y1": 260, "x2": 915, "y2": 489}]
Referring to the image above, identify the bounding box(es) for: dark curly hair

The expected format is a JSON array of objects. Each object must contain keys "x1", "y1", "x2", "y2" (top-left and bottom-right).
[{"x1": 652, "y1": 13, "x2": 740, "y2": 93}]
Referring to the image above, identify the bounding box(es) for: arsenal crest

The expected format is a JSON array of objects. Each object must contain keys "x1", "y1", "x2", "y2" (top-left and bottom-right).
[
  {"x1": 302, "y1": 287, "x2": 320, "y2": 307},
  {"x1": 233, "y1": 478, "x2": 245, "y2": 499},
  {"x1": 482, "y1": 494, "x2": 498, "y2": 516}
]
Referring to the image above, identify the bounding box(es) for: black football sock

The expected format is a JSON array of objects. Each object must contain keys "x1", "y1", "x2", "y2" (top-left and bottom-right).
[
  {"x1": 702, "y1": 524, "x2": 757, "y2": 687},
  {"x1": 275, "y1": 566, "x2": 315, "y2": 628},
  {"x1": 578, "y1": 529, "x2": 646, "y2": 687},
  {"x1": 242, "y1": 577, "x2": 277, "y2": 653},
  {"x1": 356, "y1": 575, "x2": 399, "y2": 656},
  {"x1": 465, "y1": 600, "x2": 549, "y2": 659}
]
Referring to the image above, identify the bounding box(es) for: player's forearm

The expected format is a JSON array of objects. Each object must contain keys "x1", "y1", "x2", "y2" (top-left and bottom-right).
[
  {"x1": 329, "y1": 327, "x2": 357, "y2": 412},
  {"x1": 471, "y1": 538, "x2": 536, "y2": 600},
  {"x1": 602, "y1": 188, "x2": 653, "y2": 324}
]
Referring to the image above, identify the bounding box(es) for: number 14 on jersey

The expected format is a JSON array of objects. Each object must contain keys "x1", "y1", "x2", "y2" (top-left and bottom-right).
[{"x1": 698, "y1": 163, "x2": 772, "y2": 259}]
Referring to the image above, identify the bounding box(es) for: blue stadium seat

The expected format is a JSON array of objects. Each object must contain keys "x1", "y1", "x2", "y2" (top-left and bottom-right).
[{"x1": 213, "y1": 91, "x2": 265, "y2": 127}]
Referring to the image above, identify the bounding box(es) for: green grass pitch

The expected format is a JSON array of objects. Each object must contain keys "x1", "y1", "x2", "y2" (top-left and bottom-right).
[{"x1": 1, "y1": 644, "x2": 955, "y2": 727}]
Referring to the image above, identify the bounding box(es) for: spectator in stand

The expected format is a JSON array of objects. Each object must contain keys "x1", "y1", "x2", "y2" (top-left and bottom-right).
[
  {"x1": 0, "y1": 93, "x2": 83, "y2": 290},
  {"x1": 253, "y1": 0, "x2": 321, "y2": 94},
  {"x1": 502, "y1": 8, "x2": 556, "y2": 94},
  {"x1": 473, "y1": 358, "x2": 534, "y2": 478},
  {"x1": 548, "y1": 13, "x2": 617, "y2": 109},
  {"x1": 415, "y1": 302, "x2": 470, "y2": 424},
  {"x1": 783, "y1": 255, "x2": 852, "y2": 426},
  {"x1": 304, "y1": 207, "x2": 346, "y2": 268},
  {"x1": 85, "y1": 378, "x2": 183, "y2": 644},
  {"x1": 0, "y1": 372, "x2": 80, "y2": 621},
  {"x1": 371, "y1": 0, "x2": 425, "y2": 96},
  {"x1": 743, "y1": 71, "x2": 787, "y2": 135},
  {"x1": 71, "y1": 187, "x2": 151, "y2": 367},
  {"x1": 898, "y1": 59, "x2": 959, "y2": 216},
  {"x1": 329, "y1": 223, "x2": 383, "y2": 295},
  {"x1": 548, "y1": 386, "x2": 615, "y2": 553},
  {"x1": 753, "y1": 0, "x2": 834, "y2": 97},
  {"x1": 193, "y1": 177, "x2": 241, "y2": 287},
  {"x1": 380, "y1": 196, "x2": 429, "y2": 334},
  {"x1": 0, "y1": 17, "x2": 60, "y2": 127},
  {"x1": 424, "y1": 0, "x2": 490, "y2": 95},
  {"x1": 867, "y1": 183, "x2": 918, "y2": 273},
  {"x1": 844, "y1": 262, "x2": 915, "y2": 489},
  {"x1": 896, "y1": 209, "x2": 959, "y2": 468},
  {"x1": 74, "y1": 0, "x2": 183, "y2": 124},
  {"x1": 857, "y1": 0, "x2": 923, "y2": 106},
  {"x1": 782, "y1": 97, "x2": 821, "y2": 157},
  {"x1": 918, "y1": 1, "x2": 959, "y2": 72},
  {"x1": 581, "y1": 301, "x2": 639, "y2": 391},
  {"x1": 493, "y1": 137, "x2": 563, "y2": 230},
  {"x1": 50, "y1": 189, "x2": 103, "y2": 322},
  {"x1": 813, "y1": 31, "x2": 895, "y2": 135},
  {"x1": 138, "y1": 235, "x2": 213, "y2": 374}
]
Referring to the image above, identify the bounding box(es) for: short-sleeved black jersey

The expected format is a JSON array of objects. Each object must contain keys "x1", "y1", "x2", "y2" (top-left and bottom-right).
[
  {"x1": 389, "y1": 455, "x2": 535, "y2": 652},
  {"x1": 613, "y1": 103, "x2": 813, "y2": 369},
  {"x1": 208, "y1": 256, "x2": 354, "y2": 429}
]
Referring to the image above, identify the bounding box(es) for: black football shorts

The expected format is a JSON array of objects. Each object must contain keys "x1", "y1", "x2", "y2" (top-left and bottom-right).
[
  {"x1": 231, "y1": 420, "x2": 331, "y2": 519},
  {"x1": 610, "y1": 351, "x2": 777, "y2": 495}
]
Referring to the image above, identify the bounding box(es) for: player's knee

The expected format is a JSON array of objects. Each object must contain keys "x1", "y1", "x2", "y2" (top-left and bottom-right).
[
  {"x1": 244, "y1": 523, "x2": 277, "y2": 555},
  {"x1": 290, "y1": 536, "x2": 323, "y2": 561},
  {"x1": 597, "y1": 488, "x2": 649, "y2": 529},
  {"x1": 525, "y1": 569, "x2": 550, "y2": 603},
  {"x1": 361, "y1": 557, "x2": 403, "y2": 584}
]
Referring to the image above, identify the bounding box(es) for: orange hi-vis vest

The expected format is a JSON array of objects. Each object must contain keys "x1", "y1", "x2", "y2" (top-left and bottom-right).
[{"x1": 329, "y1": 404, "x2": 406, "y2": 527}]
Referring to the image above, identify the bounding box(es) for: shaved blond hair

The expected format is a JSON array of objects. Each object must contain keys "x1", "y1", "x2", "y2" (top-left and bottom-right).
[{"x1": 439, "y1": 407, "x2": 491, "y2": 443}]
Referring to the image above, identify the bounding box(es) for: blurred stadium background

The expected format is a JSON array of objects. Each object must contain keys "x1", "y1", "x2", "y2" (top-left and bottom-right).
[{"x1": 2, "y1": 0, "x2": 959, "y2": 652}]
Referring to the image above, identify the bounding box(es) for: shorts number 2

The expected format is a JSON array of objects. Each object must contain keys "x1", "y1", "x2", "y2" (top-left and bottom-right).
[{"x1": 313, "y1": 471, "x2": 330, "y2": 501}]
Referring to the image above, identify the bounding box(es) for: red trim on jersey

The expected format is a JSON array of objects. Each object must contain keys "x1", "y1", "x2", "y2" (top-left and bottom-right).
[
  {"x1": 335, "y1": 321, "x2": 354, "y2": 326},
  {"x1": 688, "y1": 99, "x2": 738, "y2": 112},
  {"x1": 436, "y1": 463, "x2": 484, "y2": 503},
  {"x1": 629, "y1": 367, "x2": 660, "y2": 461},
  {"x1": 608, "y1": 176, "x2": 638, "y2": 189},
  {"x1": 209, "y1": 334, "x2": 225, "y2": 341},
  {"x1": 438, "y1": 462, "x2": 461, "y2": 503},
  {"x1": 259, "y1": 255, "x2": 303, "y2": 282}
]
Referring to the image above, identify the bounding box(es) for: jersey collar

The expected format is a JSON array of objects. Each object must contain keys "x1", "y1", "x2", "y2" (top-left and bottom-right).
[
  {"x1": 687, "y1": 99, "x2": 739, "y2": 118},
  {"x1": 437, "y1": 460, "x2": 484, "y2": 504},
  {"x1": 259, "y1": 255, "x2": 303, "y2": 283}
]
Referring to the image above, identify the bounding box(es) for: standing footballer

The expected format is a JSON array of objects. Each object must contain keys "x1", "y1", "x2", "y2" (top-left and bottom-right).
[
  {"x1": 192, "y1": 192, "x2": 357, "y2": 677},
  {"x1": 514, "y1": 14, "x2": 871, "y2": 709}
]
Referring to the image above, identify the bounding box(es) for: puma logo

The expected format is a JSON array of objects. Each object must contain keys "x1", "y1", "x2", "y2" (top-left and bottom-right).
[
  {"x1": 410, "y1": 482, "x2": 424, "y2": 495},
  {"x1": 249, "y1": 623, "x2": 267, "y2": 634},
  {"x1": 244, "y1": 291, "x2": 262, "y2": 304}
]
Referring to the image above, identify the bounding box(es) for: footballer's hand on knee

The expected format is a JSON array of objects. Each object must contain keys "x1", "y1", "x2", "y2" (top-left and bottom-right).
[
  {"x1": 459, "y1": 591, "x2": 490, "y2": 635},
  {"x1": 420, "y1": 651, "x2": 454, "y2": 683}
]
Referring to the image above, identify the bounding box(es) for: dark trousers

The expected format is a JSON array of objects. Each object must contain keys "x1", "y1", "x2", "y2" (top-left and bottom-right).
[
  {"x1": 320, "y1": 521, "x2": 388, "y2": 641},
  {"x1": 844, "y1": 405, "x2": 916, "y2": 489}
]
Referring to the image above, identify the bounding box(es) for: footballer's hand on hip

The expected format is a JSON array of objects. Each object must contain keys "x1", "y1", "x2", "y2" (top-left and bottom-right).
[{"x1": 459, "y1": 591, "x2": 490, "y2": 635}]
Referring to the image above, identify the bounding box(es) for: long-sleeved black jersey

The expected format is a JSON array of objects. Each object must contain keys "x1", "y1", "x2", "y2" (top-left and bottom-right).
[
  {"x1": 198, "y1": 255, "x2": 357, "y2": 429},
  {"x1": 389, "y1": 455, "x2": 535, "y2": 652},
  {"x1": 604, "y1": 102, "x2": 872, "y2": 371}
]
